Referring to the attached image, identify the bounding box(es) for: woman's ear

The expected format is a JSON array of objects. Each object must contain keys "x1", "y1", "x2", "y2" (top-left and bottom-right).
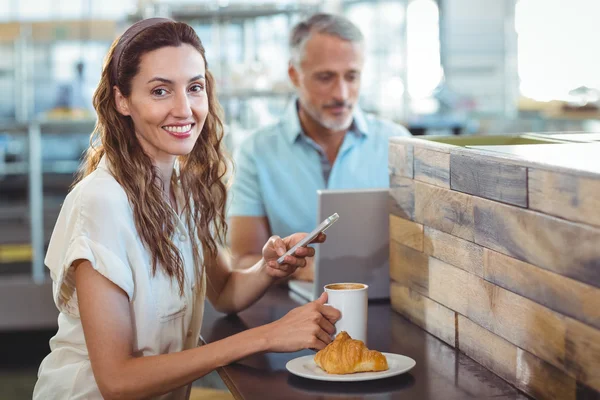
[{"x1": 113, "y1": 86, "x2": 131, "y2": 116}]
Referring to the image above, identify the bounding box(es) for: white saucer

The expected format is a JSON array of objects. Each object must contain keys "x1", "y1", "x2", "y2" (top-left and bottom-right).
[{"x1": 286, "y1": 352, "x2": 416, "y2": 382}]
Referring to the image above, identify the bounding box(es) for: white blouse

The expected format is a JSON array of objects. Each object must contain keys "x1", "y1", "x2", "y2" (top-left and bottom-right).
[{"x1": 33, "y1": 157, "x2": 206, "y2": 400}]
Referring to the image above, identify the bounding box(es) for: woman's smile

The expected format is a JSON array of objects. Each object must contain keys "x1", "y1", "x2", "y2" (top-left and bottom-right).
[{"x1": 162, "y1": 122, "x2": 196, "y2": 138}]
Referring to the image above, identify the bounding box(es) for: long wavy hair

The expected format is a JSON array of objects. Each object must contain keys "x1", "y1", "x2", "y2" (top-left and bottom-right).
[{"x1": 75, "y1": 21, "x2": 228, "y2": 294}]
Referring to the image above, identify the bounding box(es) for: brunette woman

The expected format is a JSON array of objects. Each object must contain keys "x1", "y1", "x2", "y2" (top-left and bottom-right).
[{"x1": 33, "y1": 18, "x2": 339, "y2": 400}]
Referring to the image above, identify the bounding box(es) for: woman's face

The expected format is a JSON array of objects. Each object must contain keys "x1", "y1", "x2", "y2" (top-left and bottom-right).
[{"x1": 115, "y1": 43, "x2": 208, "y2": 166}]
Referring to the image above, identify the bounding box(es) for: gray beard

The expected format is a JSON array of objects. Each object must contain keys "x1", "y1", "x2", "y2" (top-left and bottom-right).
[{"x1": 303, "y1": 102, "x2": 354, "y2": 131}]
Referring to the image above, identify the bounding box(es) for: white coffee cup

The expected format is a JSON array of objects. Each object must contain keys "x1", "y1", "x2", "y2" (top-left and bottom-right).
[{"x1": 324, "y1": 283, "x2": 368, "y2": 344}]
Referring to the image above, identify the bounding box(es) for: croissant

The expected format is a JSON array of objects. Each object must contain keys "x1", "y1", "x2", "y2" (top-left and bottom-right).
[{"x1": 314, "y1": 331, "x2": 388, "y2": 374}]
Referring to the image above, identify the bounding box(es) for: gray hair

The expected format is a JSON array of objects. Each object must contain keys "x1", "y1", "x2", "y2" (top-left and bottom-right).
[{"x1": 289, "y1": 13, "x2": 364, "y2": 67}]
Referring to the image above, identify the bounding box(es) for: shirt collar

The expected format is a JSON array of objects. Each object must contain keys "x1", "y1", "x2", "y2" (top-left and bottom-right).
[
  {"x1": 97, "y1": 154, "x2": 110, "y2": 171},
  {"x1": 282, "y1": 99, "x2": 370, "y2": 145}
]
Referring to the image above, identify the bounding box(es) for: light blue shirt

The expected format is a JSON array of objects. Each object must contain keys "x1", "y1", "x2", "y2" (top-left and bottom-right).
[{"x1": 228, "y1": 100, "x2": 411, "y2": 238}]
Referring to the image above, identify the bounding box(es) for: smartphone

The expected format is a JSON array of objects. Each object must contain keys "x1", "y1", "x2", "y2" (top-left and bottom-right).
[{"x1": 277, "y1": 213, "x2": 339, "y2": 264}]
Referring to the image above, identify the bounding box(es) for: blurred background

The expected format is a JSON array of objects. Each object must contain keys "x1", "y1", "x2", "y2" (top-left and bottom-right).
[{"x1": 1, "y1": 0, "x2": 599, "y2": 398}]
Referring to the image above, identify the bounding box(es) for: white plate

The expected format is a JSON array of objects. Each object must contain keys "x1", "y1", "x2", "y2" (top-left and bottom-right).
[{"x1": 286, "y1": 352, "x2": 416, "y2": 382}]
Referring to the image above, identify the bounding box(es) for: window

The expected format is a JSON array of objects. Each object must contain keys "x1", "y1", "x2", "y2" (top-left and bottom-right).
[
  {"x1": 516, "y1": 0, "x2": 600, "y2": 101},
  {"x1": 346, "y1": 1, "x2": 406, "y2": 119},
  {"x1": 10, "y1": 0, "x2": 134, "y2": 20},
  {"x1": 17, "y1": 0, "x2": 54, "y2": 20},
  {"x1": 0, "y1": 0, "x2": 13, "y2": 21},
  {"x1": 407, "y1": 0, "x2": 442, "y2": 114},
  {"x1": 345, "y1": 0, "x2": 441, "y2": 119},
  {"x1": 90, "y1": 0, "x2": 136, "y2": 19}
]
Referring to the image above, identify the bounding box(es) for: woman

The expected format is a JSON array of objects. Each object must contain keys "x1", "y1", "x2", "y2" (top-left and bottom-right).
[{"x1": 33, "y1": 18, "x2": 340, "y2": 400}]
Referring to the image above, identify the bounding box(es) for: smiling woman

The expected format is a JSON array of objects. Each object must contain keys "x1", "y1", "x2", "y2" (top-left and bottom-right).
[
  {"x1": 32, "y1": 18, "x2": 340, "y2": 400},
  {"x1": 83, "y1": 18, "x2": 223, "y2": 298}
]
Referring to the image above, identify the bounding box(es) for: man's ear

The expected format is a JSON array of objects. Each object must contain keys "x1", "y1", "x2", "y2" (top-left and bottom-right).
[
  {"x1": 288, "y1": 62, "x2": 301, "y2": 88},
  {"x1": 113, "y1": 86, "x2": 131, "y2": 116}
]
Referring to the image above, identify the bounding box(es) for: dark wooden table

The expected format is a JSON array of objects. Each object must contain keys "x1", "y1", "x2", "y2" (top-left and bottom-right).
[{"x1": 200, "y1": 286, "x2": 529, "y2": 400}]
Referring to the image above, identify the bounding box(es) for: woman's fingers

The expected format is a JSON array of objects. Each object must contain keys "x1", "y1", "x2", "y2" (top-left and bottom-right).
[
  {"x1": 317, "y1": 316, "x2": 336, "y2": 336},
  {"x1": 273, "y1": 254, "x2": 306, "y2": 270},
  {"x1": 276, "y1": 246, "x2": 314, "y2": 262},
  {"x1": 268, "y1": 260, "x2": 293, "y2": 273},
  {"x1": 316, "y1": 333, "x2": 331, "y2": 348},
  {"x1": 269, "y1": 235, "x2": 286, "y2": 257},
  {"x1": 310, "y1": 232, "x2": 326, "y2": 244},
  {"x1": 312, "y1": 329, "x2": 331, "y2": 350},
  {"x1": 268, "y1": 269, "x2": 290, "y2": 279},
  {"x1": 292, "y1": 246, "x2": 315, "y2": 258},
  {"x1": 317, "y1": 303, "x2": 341, "y2": 323}
]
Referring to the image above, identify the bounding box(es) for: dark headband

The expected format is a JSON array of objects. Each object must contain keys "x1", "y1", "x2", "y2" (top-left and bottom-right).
[{"x1": 111, "y1": 17, "x2": 173, "y2": 85}]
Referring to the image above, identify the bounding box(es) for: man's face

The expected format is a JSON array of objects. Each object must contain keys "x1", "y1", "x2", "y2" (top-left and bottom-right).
[{"x1": 290, "y1": 33, "x2": 364, "y2": 132}]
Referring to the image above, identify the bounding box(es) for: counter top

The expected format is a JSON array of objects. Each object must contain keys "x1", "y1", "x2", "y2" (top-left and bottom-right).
[
  {"x1": 468, "y1": 142, "x2": 600, "y2": 175},
  {"x1": 200, "y1": 286, "x2": 528, "y2": 400}
]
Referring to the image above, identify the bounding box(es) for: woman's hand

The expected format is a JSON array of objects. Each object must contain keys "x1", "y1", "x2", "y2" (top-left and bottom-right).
[
  {"x1": 262, "y1": 232, "x2": 326, "y2": 279},
  {"x1": 263, "y1": 292, "x2": 341, "y2": 352}
]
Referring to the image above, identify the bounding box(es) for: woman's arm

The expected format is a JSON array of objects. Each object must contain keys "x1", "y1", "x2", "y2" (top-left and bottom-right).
[
  {"x1": 76, "y1": 260, "x2": 266, "y2": 400},
  {"x1": 207, "y1": 233, "x2": 324, "y2": 314},
  {"x1": 204, "y1": 249, "x2": 275, "y2": 314},
  {"x1": 75, "y1": 258, "x2": 339, "y2": 400}
]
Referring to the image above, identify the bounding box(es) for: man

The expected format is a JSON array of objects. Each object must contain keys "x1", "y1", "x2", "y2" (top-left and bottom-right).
[{"x1": 228, "y1": 13, "x2": 411, "y2": 280}]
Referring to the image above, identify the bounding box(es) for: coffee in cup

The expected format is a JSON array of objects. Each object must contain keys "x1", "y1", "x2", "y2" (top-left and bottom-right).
[
  {"x1": 324, "y1": 283, "x2": 368, "y2": 343},
  {"x1": 325, "y1": 283, "x2": 366, "y2": 290}
]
